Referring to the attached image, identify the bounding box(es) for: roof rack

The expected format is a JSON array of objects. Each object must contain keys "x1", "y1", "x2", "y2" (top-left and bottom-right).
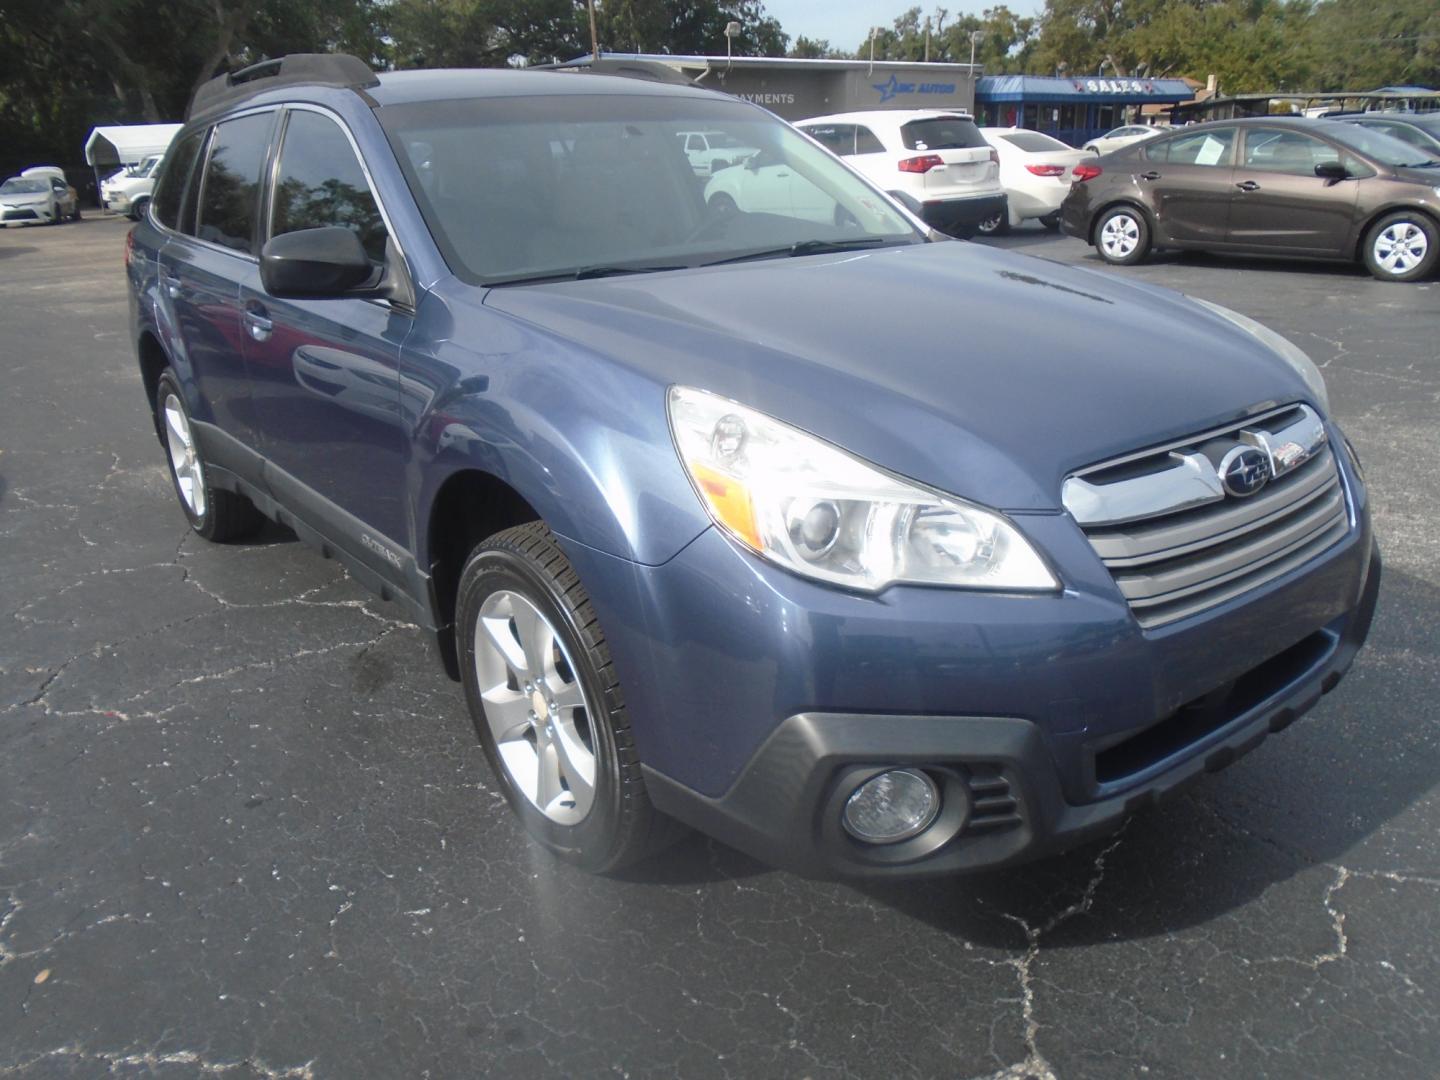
[{"x1": 188, "y1": 53, "x2": 379, "y2": 120}]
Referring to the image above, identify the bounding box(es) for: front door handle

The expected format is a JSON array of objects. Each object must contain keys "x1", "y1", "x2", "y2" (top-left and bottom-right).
[
  {"x1": 1235, "y1": 180, "x2": 1261, "y2": 192},
  {"x1": 1138, "y1": 171, "x2": 1161, "y2": 181},
  {"x1": 243, "y1": 305, "x2": 273, "y2": 342},
  {"x1": 161, "y1": 274, "x2": 182, "y2": 300}
]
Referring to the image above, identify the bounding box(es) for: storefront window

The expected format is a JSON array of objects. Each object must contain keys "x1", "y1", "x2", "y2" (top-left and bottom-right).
[{"x1": 1022, "y1": 104, "x2": 1039, "y2": 129}]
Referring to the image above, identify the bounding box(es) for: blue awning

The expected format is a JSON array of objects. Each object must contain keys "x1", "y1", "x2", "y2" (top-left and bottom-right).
[{"x1": 977, "y1": 75, "x2": 1194, "y2": 104}]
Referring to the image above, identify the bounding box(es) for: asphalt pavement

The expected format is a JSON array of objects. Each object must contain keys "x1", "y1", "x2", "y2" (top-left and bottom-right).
[{"x1": 1, "y1": 214, "x2": 1437, "y2": 1079}]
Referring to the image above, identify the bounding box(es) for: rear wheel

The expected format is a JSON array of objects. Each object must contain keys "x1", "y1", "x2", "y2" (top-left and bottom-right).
[
  {"x1": 1040, "y1": 212, "x2": 1062, "y2": 232},
  {"x1": 457, "y1": 522, "x2": 683, "y2": 872},
  {"x1": 976, "y1": 210, "x2": 1009, "y2": 236},
  {"x1": 129, "y1": 197, "x2": 150, "y2": 222},
  {"x1": 155, "y1": 372, "x2": 264, "y2": 542},
  {"x1": 1362, "y1": 211, "x2": 1438, "y2": 282},
  {"x1": 1094, "y1": 205, "x2": 1151, "y2": 265}
]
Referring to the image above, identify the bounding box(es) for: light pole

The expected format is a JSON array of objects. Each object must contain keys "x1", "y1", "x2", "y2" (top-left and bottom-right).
[
  {"x1": 969, "y1": 30, "x2": 983, "y2": 114},
  {"x1": 586, "y1": 0, "x2": 599, "y2": 60},
  {"x1": 724, "y1": 20, "x2": 741, "y2": 70}
]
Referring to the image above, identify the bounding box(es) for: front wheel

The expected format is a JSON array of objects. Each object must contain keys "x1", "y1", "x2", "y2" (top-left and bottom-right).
[
  {"x1": 457, "y1": 522, "x2": 683, "y2": 873},
  {"x1": 1094, "y1": 205, "x2": 1151, "y2": 265},
  {"x1": 129, "y1": 197, "x2": 150, "y2": 222},
  {"x1": 1362, "y1": 212, "x2": 1438, "y2": 282},
  {"x1": 155, "y1": 372, "x2": 264, "y2": 542}
]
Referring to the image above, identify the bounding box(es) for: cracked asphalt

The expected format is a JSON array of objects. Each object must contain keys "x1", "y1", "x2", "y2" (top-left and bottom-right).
[{"x1": 1, "y1": 215, "x2": 1437, "y2": 1079}]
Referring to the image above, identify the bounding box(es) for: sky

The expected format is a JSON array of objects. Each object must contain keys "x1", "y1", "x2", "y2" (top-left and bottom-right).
[{"x1": 761, "y1": 2, "x2": 1045, "y2": 55}]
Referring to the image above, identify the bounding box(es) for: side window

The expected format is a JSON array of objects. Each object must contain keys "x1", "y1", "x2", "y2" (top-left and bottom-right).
[
  {"x1": 153, "y1": 128, "x2": 206, "y2": 232},
  {"x1": 270, "y1": 110, "x2": 389, "y2": 264},
  {"x1": 198, "y1": 112, "x2": 275, "y2": 253},
  {"x1": 685, "y1": 134, "x2": 701, "y2": 152},
  {"x1": 1166, "y1": 128, "x2": 1236, "y2": 167},
  {"x1": 1377, "y1": 124, "x2": 1428, "y2": 151},
  {"x1": 1243, "y1": 130, "x2": 1339, "y2": 175},
  {"x1": 853, "y1": 126, "x2": 885, "y2": 155},
  {"x1": 801, "y1": 124, "x2": 854, "y2": 156}
]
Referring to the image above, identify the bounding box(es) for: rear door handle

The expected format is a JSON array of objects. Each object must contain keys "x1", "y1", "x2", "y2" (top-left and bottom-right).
[
  {"x1": 1138, "y1": 171, "x2": 1161, "y2": 181},
  {"x1": 1236, "y1": 180, "x2": 1261, "y2": 192},
  {"x1": 243, "y1": 305, "x2": 273, "y2": 342}
]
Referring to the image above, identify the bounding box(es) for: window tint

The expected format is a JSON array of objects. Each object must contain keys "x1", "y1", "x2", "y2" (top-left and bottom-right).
[
  {"x1": 1243, "y1": 130, "x2": 1340, "y2": 174},
  {"x1": 901, "y1": 117, "x2": 986, "y2": 151},
  {"x1": 854, "y1": 126, "x2": 885, "y2": 154},
  {"x1": 1157, "y1": 128, "x2": 1236, "y2": 167},
  {"x1": 198, "y1": 112, "x2": 274, "y2": 252},
  {"x1": 802, "y1": 124, "x2": 855, "y2": 155},
  {"x1": 1001, "y1": 131, "x2": 1072, "y2": 153},
  {"x1": 271, "y1": 110, "x2": 388, "y2": 263},
  {"x1": 153, "y1": 128, "x2": 206, "y2": 232}
]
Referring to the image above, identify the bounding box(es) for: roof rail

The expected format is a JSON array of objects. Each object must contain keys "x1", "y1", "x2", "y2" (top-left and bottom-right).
[{"x1": 188, "y1": 53, "x2": 379, "y2": 121}]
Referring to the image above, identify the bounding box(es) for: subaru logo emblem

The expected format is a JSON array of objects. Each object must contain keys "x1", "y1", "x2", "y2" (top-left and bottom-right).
[{"x1": 1218, "y1": 445, "x2": 1271, "y2": 498}]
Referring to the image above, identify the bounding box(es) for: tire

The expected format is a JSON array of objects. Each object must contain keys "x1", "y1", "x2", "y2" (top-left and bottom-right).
[
  {"x1": 1361, "y1": 211, "x2": 1438, "y2": 282},
  {"x1": 707, "y1": 192, "x2": 738, "y2": 216},
  {"x1": 976, "y1": 210, "x2": 1009, "y2": 236},
  {"x1": 72, "y1": 204, "x2": 82, "y2": 221},
  {"x1": 1093, "y1": 205, "x2": 1151, "y2": 265},
  {"x1": 155, "y1": 372, "x2": 264, "y2": 542},
  {"x1": 129, "y1": 197, "x2": 149, "y2": 222},
  {"x1": 457, "y1": 522, "x2": 683, "y2": 872},
  {"x1": 1040, "y1": 212, "x2": 1062, "y2": 232}
]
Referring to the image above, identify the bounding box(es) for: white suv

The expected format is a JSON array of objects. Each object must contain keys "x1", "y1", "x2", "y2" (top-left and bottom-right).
[
  {"x1": 797, "y1": 110, "x2": 1006, "y2": 238},
  {"x1": 676, "y1": 130, "x2": 760, "y2": 175}
]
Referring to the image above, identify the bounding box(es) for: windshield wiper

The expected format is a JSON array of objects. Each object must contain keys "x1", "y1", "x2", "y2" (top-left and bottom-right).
[
  {"x1": 1401, "y1": 160, "x2": 1440, "y2": 168},
  {"x1": 704, "y1": 237, "x2": 896, "y2": 266},
  {"x1": 489, "y1": 263, "x2": 688, "y2": 286}
]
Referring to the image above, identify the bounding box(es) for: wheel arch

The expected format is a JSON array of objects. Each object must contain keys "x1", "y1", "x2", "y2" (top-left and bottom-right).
[
  {"x1": 1351, "y1": 203, "x2": 1440, "y2": 262},
  {"x1": 1089, "y1": 199, "x2": 1155, "y2": 246},
  {"x1": 137, "y1": 329, "x2": 169, "y2": 443}
]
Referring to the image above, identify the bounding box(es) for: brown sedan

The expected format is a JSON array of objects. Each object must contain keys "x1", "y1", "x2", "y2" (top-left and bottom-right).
[{"x1": 1060, "y1": 116, "x2": 1440, "y2": 282}]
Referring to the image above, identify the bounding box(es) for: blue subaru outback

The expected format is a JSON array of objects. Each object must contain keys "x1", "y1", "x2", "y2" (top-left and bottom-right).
[{"x1": 127, "y1": 55, "x2": 1379, "y2": 877}]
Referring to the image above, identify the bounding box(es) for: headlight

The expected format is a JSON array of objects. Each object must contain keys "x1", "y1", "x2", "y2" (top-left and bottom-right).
[
  {"x1": 1191, "y1": 297, "x2": 1329, "y2": 413},
  {"x1": 667, "y1": 386, "x2": 1058, "y2": 593}
]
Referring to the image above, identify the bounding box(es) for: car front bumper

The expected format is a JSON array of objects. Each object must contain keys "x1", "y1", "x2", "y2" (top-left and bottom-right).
[{"x1": 560, "y1": 440, "x2": 1378, "y2": 878}]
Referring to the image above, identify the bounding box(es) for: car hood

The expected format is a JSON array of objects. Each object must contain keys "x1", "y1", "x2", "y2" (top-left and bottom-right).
[{"x1": 481, "y1": 241, "x2": 1316, "y2": 512}]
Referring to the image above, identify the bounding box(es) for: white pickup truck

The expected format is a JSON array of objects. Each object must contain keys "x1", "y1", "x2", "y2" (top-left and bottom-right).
[{"x1": 101, "y1": 154, "x2": 163, "y2": 219}]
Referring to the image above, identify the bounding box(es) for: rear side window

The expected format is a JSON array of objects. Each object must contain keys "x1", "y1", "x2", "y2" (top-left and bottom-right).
[
  {"x1": 153, "y1": 128, "x2": 206, "y2": 232},
  {"x1": 901, "y1": 117, "x2": 986, "y2": 151},
  {"x1": 198, "y1": 112, "x2": 275, "y2": 253},
  {"x1": 270, "y1": 110, "x2": 389, "y2": 263},
  {"x1": 1001, "y1": 131, "x2": 1072, "y2": 153}
]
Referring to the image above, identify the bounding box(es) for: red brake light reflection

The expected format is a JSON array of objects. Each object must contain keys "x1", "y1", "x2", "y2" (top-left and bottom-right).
[
  {"x1": 1025, "y1": 164, "x2": 1067, "y2": 177},
  {"x1": 898, "y1": 154, "x2": 945, "y2": 173},
  {"x1": 1071, "y1": 163, "x2": 1103, "y2": 182}
]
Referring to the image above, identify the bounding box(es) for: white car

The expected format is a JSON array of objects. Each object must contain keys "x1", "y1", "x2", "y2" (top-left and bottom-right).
[
  {"x1": 703, "y1": 148, "x2": 840, "y2": 224},
  {"x1": 676, "y1": 131, "x2": 759, "y2": 175},
  {"x1": 101, "y1": 153, "x2": 163, "y2": 218},
  {"x1": 796, "y1": 110, "x2": 1006, "y2": 238},
  {"x1": 0, "y1": 169, "x2": 79, "y2": 227},
  {"x1": 978, "y1": 128, "x2": 1092, "y2": 234},
  {"x1": 1082, "y1": 124, "x2": 1166, "y2": 156}
]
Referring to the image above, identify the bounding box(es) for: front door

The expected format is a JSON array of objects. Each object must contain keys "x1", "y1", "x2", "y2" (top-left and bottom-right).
[
  {"x1": 238, "y1": 106, "x2": 413, "y2": 559},
  {"x1": 1139, "y1": 126, "x2": 1237, "y2": 246},
  {"x1": 1227, "y1": 127, "x2": 1359, "y2": 254}
]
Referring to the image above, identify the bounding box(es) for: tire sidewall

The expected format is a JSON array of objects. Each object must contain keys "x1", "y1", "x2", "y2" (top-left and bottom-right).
[
  {"x1": 457, "y1": 546, "x2": 627, "y2": 869},
  {"x1": 1095, "y1": 205, "x2": 1149, "y2": 265},
  {"x1": 1364, "y1": 212, "x2": 1438, "y2": 283},
  {"x1": 155, "y1": 372, "x2": 215, "y2": 535}
]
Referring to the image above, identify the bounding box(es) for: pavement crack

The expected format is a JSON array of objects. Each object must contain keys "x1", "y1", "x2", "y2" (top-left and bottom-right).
[{"x1": 1, "y1": 1046, "x2": 316, "y2": 1078}]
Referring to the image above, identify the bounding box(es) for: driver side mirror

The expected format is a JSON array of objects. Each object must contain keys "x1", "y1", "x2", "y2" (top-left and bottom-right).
[
  {"x1": 260, "y1": 227, "x2": 377, "y2": 299},
  {"x1": 1314, "y1": 160, "x2": 1349, "y2": 183}
]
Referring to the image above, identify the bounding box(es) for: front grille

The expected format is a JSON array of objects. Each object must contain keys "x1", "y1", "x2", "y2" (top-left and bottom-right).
[
  {"x1": 1064, "y1": 405, "x2": 1348, "y2": 629},
  {"x1": 2, "y1": 209, "x2": 39, "y2": 221}
]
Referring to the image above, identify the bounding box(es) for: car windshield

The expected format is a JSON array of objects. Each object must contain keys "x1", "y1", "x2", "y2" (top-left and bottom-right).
[
  {"x1": 1, "y1": 178, "x2": 48, "y2": 194},
  {"x1": 1329, "y1": 122, "x2": 1440, "y2": 166},
  {"x1": 379, "y1": 94, "x2": 921, "y2": 285}
]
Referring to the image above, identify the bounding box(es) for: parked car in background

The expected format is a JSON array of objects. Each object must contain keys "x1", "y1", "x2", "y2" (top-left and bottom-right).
[
  {"x1": 798, "y1": 110, "x2": 1006, "y2": 238},
  {"x1": 1, "y1": 170, "x2": 79, "y2": 226},
  {"x1": 130, "y1": 55, "x2": 1378, "y2": 879},
  {"x1": 1338, "y1": 112, "x2": 1440, "y2": 157},
  {"x1": 1062, "y1": 117, "x2": 1440, "y2": 281},
  {"x1": 102, "y1": 153, "x2": 163, "y2": 219},
  {"x1": 1082, "y1": 124, "x2": 1166, "y2": 155},
  {"x1": 703, "y1": 146, "x2": 839, "y2": 223},
  {"x1": 978, "y1": 127, "x2": 1091, "y2": 233},
  {"x1": 676, "y1": 130, "x2": 758, "y2": 175}
]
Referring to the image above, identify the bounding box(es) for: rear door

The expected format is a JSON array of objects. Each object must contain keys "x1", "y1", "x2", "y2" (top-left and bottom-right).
[
  {"x1": 156, "y1": 111, "x2": 277, "y2": 455},
  {"x1": 237, "y1": 106, "x2": 413, "y2": 560},
  {"x1": 899, "y1": 116, "x2": 995, "y2": 194},
  {"x1": 1138, "y1": 127, "x2": 1237, "y2": 245},
  {"x1": 1227, "y1": 127, "x2": 1358, "y2": 254}
]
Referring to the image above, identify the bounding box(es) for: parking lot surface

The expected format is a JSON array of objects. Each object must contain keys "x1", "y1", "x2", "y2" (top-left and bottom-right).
[{"x1": 1, "y1": 216, "x2": 1437, "y2": 1079}]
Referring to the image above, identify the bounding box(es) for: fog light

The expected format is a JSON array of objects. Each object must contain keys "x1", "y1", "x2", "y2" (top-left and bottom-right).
[{"x1": 842, "y1": 769, "x2": 939, "y2": 844}]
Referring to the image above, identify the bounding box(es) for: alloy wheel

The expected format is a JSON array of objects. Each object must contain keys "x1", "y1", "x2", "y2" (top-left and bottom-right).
[
  {"x1": 1100, "y1": 213, "x2": 1140, "y2": 258},
  {"x1": 163, "y1": 392, "x2": 206, "y2": 518},
  {"x1": 472, "y1": 589, "x2": 597, "y2": 825},
  {"x1": 1373, "y1": 222, "x2": 1428, "y2": 276}
]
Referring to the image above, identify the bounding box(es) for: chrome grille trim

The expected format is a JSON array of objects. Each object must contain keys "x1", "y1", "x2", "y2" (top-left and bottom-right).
[{"x1": 1065, "y1": 405, "x2": 1348, "y2": 629}]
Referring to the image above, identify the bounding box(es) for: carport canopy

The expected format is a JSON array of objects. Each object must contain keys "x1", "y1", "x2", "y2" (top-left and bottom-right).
[{"x1": 84, "y1": 123, "x2": 182, "y2": 167}]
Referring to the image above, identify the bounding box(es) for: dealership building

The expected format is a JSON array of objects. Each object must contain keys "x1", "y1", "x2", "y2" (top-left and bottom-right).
[{"x1": 548, "y1": 54, "x2": 1194, "y2": 146}]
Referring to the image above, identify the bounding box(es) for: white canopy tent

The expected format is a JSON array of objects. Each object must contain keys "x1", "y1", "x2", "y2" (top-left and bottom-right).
[{"x1": 84, "y1": 124, "x2": 182, "y2": 167}]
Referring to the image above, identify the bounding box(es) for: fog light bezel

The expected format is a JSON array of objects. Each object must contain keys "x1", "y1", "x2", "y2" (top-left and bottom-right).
[
  {"x1": 842, "y1": 768, "x2": 941, "y2": 844},
  {"x1": 826, "y1": 764, "x2": 973, "y2": 865}
]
